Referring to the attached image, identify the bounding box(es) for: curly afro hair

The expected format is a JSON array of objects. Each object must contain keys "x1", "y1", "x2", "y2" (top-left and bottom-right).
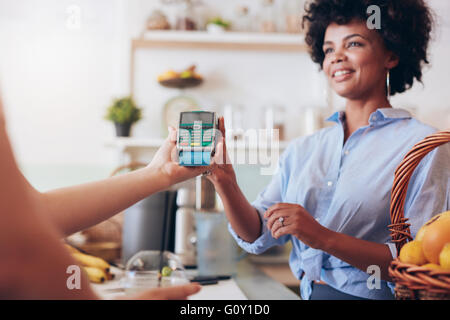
[{"x1": 302, "y1": 0, "x2": 435, "y2": 96}]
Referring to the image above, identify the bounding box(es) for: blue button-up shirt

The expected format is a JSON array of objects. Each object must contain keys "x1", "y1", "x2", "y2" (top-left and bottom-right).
[{"x1": 229, "y1": 108, "x2": 450, "y2": 300}]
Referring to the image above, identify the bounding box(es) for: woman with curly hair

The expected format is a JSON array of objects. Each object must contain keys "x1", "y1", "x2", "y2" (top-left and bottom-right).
[{"x1": 206, "y1": 0, "x2": 450, "y2": 299}]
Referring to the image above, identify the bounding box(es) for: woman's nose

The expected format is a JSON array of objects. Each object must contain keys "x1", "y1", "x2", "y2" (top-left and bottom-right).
[{"x1": 331, "y1": 48, "x2": 347, "y2": 64}]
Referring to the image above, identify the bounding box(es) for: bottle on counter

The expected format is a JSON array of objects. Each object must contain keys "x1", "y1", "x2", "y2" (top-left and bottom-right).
[{"x1": 174, "y1": 187, "x2": 197, "y2": 267}]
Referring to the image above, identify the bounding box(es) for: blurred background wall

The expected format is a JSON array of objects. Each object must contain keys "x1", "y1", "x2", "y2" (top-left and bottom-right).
[{"x1": 0, "y1": 0, "x2": 449, "y2": 200}]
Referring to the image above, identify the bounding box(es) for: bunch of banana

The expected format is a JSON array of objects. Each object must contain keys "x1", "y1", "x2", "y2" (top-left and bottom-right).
[
  {"x1": 157, "y1": 69, "x2": 179, "y2": 82},
  {"x1": 157, "y1": 65, "x2": 202, "y2": 82},
  {"x1": 65, "y1": 244, "x2": 115, "y2": 283}
]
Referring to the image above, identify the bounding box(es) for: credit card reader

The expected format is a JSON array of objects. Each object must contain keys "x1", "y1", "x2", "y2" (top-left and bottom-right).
[{"x1": 177, "y1": 111, "x2": 218, "y2": 166}]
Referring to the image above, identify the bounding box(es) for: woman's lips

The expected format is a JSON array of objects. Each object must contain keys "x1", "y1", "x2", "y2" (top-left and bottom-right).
[{"x1": 332, "y1": 70, "x2": 355, "y2": 82}]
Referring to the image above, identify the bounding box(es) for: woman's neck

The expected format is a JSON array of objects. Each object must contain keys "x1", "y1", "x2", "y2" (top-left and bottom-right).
[{"x1": 343, "y1": 97, "x2": 392, "y2": 142}]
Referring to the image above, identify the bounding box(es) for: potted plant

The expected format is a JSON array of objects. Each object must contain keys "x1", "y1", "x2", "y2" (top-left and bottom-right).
[
  {"x1": 105, "y1": 96, "x2": 142, "y2": 137},
  {"x1": 206, "y1": 16, "x2": 231, "y2": 33}
]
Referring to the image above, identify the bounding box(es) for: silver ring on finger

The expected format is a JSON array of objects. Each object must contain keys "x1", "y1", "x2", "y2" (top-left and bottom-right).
[{"x1": 278, "y1": 216, "x2": 285, "y2": 227}]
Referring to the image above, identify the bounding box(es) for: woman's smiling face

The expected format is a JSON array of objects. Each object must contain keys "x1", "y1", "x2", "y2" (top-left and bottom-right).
[{"x1": 322, "y1": 19, "x2": 398, "y2": 100}]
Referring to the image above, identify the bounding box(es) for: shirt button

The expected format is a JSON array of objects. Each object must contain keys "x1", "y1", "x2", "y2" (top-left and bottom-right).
[
  {"x1": 327, "y1": 181, "x2": 333, "y2": 187},
  {"x1": 372, "y1": 116, "x2": 377, "y2": 121},
  {"x1": 344, "y1": 150, "x2": 349, "y2": 155}
]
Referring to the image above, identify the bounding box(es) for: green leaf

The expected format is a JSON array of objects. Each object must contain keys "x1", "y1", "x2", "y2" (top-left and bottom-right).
[{"x1": 104, "y1": 96, "x2": 142, "y2": 124}]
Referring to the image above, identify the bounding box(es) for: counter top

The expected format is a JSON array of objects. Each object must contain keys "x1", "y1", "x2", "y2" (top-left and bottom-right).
[
  {"x1": 234, "y1": 258, "x2": 300, "y2": 300},
  {"x1": 92, "y1": 257, "x2": 300, "y2": 300}
]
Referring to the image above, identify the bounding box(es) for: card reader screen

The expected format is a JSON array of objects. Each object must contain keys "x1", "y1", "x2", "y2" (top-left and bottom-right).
[
  {"x1": 181, "y1": 112, "x2": 214, "y2": 124},
  {"x1": 178, "y1": 111, "x2": 216, "y2": 166}
]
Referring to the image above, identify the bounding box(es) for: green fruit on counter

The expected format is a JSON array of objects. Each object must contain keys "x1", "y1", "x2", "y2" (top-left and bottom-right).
[{"x1": 161, "y1": 266, "x2": 172, "y2": 277}]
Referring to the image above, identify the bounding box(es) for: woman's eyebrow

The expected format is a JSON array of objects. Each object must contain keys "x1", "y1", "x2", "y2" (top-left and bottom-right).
[{"x1": 323, "y1": 33, "x2": 369, "y2": 46}]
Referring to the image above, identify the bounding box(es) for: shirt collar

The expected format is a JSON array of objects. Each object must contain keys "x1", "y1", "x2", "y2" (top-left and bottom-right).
[
  {"x1": 326, "y1": 108, "x2": 412, "y2": 125},
  {"x1": 326, "y1": 110, "x2": 345, "y2": 124}
]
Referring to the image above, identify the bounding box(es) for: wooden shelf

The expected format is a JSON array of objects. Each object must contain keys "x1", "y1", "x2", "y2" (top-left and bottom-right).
[
  {"x1": 134, "y1": 30, "x2": 308, "y2": 52},
  {"x1": 130, "y1": 30, "x2": 308, "y2": 95}
]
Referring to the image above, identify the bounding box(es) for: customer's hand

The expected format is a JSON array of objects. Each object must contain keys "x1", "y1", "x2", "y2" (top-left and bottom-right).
[
  {"x1": 205, "y1": 117, "x2": 237, "y2": 188},
  {"x1": 147, "y1": 126, "x2": 205, "y2": 186},
  {"x1": 122, "y1": 283, "x2": 201, "y2": 300},
  {"x1": 264, "y1": 203, "x2": 329, "y2": 250}
]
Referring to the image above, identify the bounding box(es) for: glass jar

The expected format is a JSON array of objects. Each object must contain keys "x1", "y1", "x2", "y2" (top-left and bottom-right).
[
  {"x1": 263, "y1": 104, "x2": 286, "y2": 141},
  {"x1": 223, "y1": 104, "x2": 245, "y2": 141},
  {"x1": 122, "y1": 250, "x2": 189, "y2": 295},
  {"x1": 194, "y1": 211, "x2": 238, "y2": 276},
  {"x1": 233, "y1": 5, "x2": 251, "y2": 32},
  {"x1": 259, "y1": 0, "x2": 277, "y2": 33},
  {"x1": 175, "y1": 1, "x2": 197, "y2": 31},
  {"x1": 284, "y1": 0, "x2": 305, "y2": 33},
  {"x1": 146, "y1": 10, "x2": 171, "y2": 31}
]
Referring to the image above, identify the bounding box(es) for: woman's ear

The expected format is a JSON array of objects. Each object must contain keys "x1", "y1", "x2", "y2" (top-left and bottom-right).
[{"x1": 386, "y1": 51, "x2": 399, "y2": 70}]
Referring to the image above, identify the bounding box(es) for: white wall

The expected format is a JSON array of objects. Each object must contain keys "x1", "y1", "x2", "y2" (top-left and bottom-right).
[
  {"x1": 0, "y1": 0, "x2": 126, "y2": 167},
  {"x1": 388, "y1": 0, "x2": 450, "y2": 127},
  {"x1": 118, "y1": 0, "x2": 330, "y2": 141},
  {"x1": 0, "y1": 0, "x2": 449, "y2": 190}
]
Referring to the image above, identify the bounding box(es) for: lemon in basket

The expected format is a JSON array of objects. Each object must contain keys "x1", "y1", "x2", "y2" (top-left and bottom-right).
[
  {"x1": 399, "y1": 240, "x2": 428, "y2": 265},
  {"x1": 416, "y1": 211, "x2": 450, "y2": 241},
  {"x1": 439, "y1": 243, "x2": 450, "y2": 270},
  {"x1": 422, "y1": 216, "x2": 450, "y2": 264}
]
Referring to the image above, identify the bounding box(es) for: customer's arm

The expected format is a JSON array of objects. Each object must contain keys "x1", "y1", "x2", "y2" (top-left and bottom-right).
[
  {"x1": 0, "y1": 105, "x2": 201, "y2": 299},
  {"x1": 0, "y1": 116, "x2": 98, "y2": 299},
  {"x1": 40, "y1": 127, "x2": 205, "y2": 236}
]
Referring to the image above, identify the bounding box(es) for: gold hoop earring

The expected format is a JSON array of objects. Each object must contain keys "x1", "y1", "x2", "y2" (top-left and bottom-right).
[{"x1": 386, "y1": 70, "x2": 391, "y2": 100}]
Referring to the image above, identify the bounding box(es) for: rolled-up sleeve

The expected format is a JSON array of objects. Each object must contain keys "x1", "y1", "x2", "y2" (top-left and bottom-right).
[
  {"x1": 228, "y1": 208, "x2": 287, "y2": 255},
  {"x1": 385, "y1": 242, "x2": 398, "y2": 259}
]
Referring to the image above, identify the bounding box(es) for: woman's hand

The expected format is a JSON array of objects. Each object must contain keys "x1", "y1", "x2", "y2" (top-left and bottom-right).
[
  {"x1": 122, "y1": 283, "x2": 201, "y2": 300},
  {"x1": 147, "y1": 117, "x2": 237, "y2": 190},
  {"x1": 205, "y1": 117, "x2": 237, "y2": 189},
  {"x1": 264, "y1": 203, "x2": 329, "y2": 249},
  {"x1": 147, "y1": 127, "x2": 205, "y2": 186}
]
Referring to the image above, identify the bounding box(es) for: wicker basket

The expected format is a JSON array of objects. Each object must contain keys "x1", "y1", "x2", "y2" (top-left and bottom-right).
[{"x1": 388, "y1": 130, "x2": 450, "y2": 300}]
